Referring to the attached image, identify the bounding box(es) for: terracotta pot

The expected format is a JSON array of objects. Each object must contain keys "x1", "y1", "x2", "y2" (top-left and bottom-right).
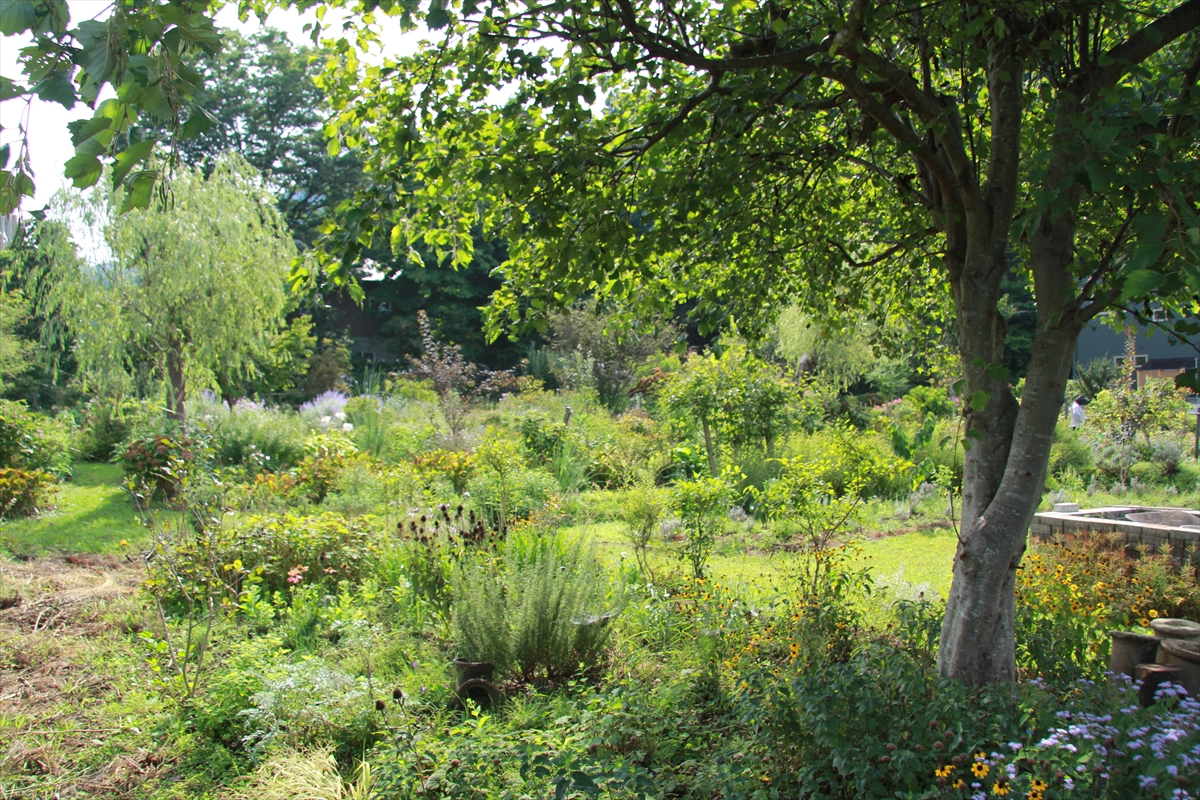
[
  {"x1": 1109, "y1": 630, "x2": 1160, "y2": 679},
  {"x1": 1159, "y1": 639, "x2": 1200, "y2": 698},
  {"x1": 454, "y1": 678, "x2": 502, "y2": 709}
]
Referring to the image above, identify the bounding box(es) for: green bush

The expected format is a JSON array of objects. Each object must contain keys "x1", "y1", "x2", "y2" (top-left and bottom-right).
[
  {"x1": 619, "y1": 482, "x2": 666, "y2": 580},
  {"x1": 0, "y1": 467, "x2": 53, "y2": 518},
  {"x1": 120, "y1": 432, "x2": 196, "y2": 502},
  {"x1": 239, "y1": 657, "x2": 377, "y2": 758},
  {"x1": 0, "y1": 399, "x2": 72, "y2": 478},
  {"x1": 149, "y1": 512, "x2": 382, "y2": 609},
  {"x1": 466, "y1": 468, "x2": 558, "y2": 530},
  {"x1": 1129, "y1": 460, "x2": 1164, "y2": 486},
  {"x1": 671, "y1": 475, "x2": 731, "y2": 579},
  {"x1": 73, "y1": 396, "x2": 154, "y2": 462},
  {"x1": 452, "y1": 529, "x2": 613, "y2": 681},
  {"x1": 1047, "y1": 422, "x2": 1094, "y2": 478},
  {"x1": 191, "y1": 399, "x2": 308, "y2": 472}
]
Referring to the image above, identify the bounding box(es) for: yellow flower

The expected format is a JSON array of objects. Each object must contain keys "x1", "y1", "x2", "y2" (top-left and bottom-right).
[
  {"x1": 971, "y1": 763, "x2": 990, "y2": 778},
  {"x1": 974, "y1": 752, "x2": 987, "y2": 762},
  {"x1": 1149, "y1": 609, "x2": 1159, "y2": 618},
  {"x1": 1030, "y1": 779, "x2": 1047, "y2": 792},
  {"x1": 1027, "y1": 792, "x2": 1043, "y2": 800},
  {"x1": 992, "y1": 779, "x2": 1011, "y2": 796},
  {"x1": 119, "y1": 539, "x2": 129, "y2": 546}
]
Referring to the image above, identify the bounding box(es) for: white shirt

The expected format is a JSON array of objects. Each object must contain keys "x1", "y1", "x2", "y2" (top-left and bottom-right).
[{"x1": 1069, "y1": 402, "x2": 1086, "y2": 428}]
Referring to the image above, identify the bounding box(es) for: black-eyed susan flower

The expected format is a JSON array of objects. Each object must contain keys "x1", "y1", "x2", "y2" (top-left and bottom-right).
[
  {"x1": 952, "y1": 779, "x2": 966, "y2": 789},
  {"x1": 992, "y1": 779, "x2": 1010, "y2": 796},
  {"x1": 1030, "y1": 779, "x2": 1047, "y2": 792},
  {"x1": 971, "y1": 763, "x2": 990, "y2": 778}
]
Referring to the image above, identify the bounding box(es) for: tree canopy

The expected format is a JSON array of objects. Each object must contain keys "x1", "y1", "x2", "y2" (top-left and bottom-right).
[{"x1": 41, "y1": 154, "x2": 296, "y2": 419}]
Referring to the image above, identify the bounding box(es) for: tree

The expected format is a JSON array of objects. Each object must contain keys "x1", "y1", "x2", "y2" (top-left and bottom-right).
[
  {"x1": 42, "y1": 154, "x2": 296, "y2": 420},
  {"x1": 6, "y1": 1, "x2": 1200, "y2": 686},
  {"x1": 307, "y1": 0, "x2": 1200, "y2": 686},
  {"x1": 133, "y1": 28, "x2": 366, "y2": 248}
]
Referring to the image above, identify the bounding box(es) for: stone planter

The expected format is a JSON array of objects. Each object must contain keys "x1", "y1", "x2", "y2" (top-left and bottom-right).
[
  {"x1": 1159, "y1": 640, "x2": 1200, "y2": 698},
  {"x1": 1135, "y1": 663, "x2": 1183, "y2": 707},
  {"x1": 454, "y1": 677, "x2": 502, "y2": 709},
  {"x1": 1109, "y1": 630, "x2": 1160, "y2": 679},
  {"x1": 452, "y1": 657, "x2": 495, "y2": 685},
  {"x1": 1151, "y1": 619, "x2": 1200, "y2": 665}
]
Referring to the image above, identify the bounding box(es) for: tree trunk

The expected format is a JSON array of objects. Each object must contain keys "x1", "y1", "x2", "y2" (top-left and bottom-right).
[
  {"x1": 701, "y1": 416, "x2": 717, "y2": 476},
  {"x1": 937, "y1": 89, "x2": 1087, "y2": 681},
  {"x1": 166, "y1": 337, "x2": 187, "y2": 423}
]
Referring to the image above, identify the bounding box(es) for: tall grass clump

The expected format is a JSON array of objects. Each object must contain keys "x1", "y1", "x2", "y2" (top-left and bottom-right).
[
  {"x1": 452, "y1": 528, "x2": 614, "y2": 681},
  {"x1": 191, "y1": 395, "x2": 308, "y2": 470}
]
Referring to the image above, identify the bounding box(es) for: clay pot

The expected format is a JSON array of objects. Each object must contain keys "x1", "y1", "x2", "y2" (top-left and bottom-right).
[
  {"x1": 452, "y1": 657, "x2": 495, "y2": 686},
  {"x1": 454, "y1": 678, "x2": 502, "y2": 710},
  {"x1": 1159, "y1": 639, "x2": 1200, "y2": 698},
  {"x1": 1109, "y1": 631, "x2": 1160, "y2": 679}
]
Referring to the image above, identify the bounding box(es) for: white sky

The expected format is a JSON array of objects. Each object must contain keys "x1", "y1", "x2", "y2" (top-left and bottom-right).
[{"x1": 0, "y1": 0, "x2": 418, "y2": 211}]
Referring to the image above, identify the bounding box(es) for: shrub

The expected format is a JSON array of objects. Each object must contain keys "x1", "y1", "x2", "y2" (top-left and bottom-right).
[
  {"x1": 452, "y1": 529, "x2": 613, "y2": 681},
  {"x1": 412, "y1": 449, "x2": 474, "y2": 494},
  {"x1": 149, "y1": 512, "x2": 381, "y2": 609},
  {"x1": 191, "y1": 399, "x2": 308, "y2": 472},
  {"x1": 1048, "y1": 422, "x2": 1094, "y2": 478},
  {"x1": 298, "y1": 390, "x2": 350, "y2": 428},
  {"x1": 73, "y1": 396, "x2": 153, "y2": 462},
  {"x1": 1129, "y1": 459, "x2": 1164, "y2": 486},
  {"x1": 671, "y1": 475, "x2": 731, "y2": 579},
  {"x1": 0, "y1": 467, "x2": 53, "y2": 518},
  {"x1": 1016, "y1": 533, "x2": 1200, "y2": 681},
  {"x1": 620, "y1": 482, "x2": 666, "y2": 581},
  {"x1": 1151, "y1": 438, "x2": 1184, "y2": 477},
  {"x1": 239, "y1": 658, "x2": 377, "y2": 758},
  {"x1": 295, "y1": 433, "x2": 357, "y2": 503},
  {"x1": 392, "y1": 504, "x2": 496, "y2": 620},
  {"x1": 323, "y1": 457, "x2": 422, "y2": 517},
  {"x1": 466, "y1": 468, "x2": 558, "y2": 530},
  {"x1": 0, "y1": 399, "x2": 71, "y2": 478},
  {"x1": 120, "y1": 432, "x2": 196, "y2": 502}
]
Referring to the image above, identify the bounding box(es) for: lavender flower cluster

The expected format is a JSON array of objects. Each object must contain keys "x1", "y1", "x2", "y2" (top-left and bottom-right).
[{"x1": 1014, "y1": 676, "x2": 1199, "y2": 799}]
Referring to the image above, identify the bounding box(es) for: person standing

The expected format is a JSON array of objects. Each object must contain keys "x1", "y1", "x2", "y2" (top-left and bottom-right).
[{"x1": 1069, "y1": 396, "x2": 1088, "y2": 429}]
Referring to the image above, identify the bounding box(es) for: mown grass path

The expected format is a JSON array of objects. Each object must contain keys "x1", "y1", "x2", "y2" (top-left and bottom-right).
[{"x1": 0, "y1": 464, "x2": 146, "y2": 558}]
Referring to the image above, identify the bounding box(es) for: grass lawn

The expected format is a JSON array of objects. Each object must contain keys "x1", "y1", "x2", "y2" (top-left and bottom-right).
[
  {"x1": 0, "y1": 463, "x2": 146, "y2": 558},
  {"x1": 570, "y1": 517, "x2": 959, "y2": 602}
]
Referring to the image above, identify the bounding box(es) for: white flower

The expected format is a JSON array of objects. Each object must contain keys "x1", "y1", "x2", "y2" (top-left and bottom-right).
[{"x1": 342, "y1": 422, "x2": 354, "y2": 431}]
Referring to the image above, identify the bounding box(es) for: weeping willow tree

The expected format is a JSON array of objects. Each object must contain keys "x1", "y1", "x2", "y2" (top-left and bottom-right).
[{"x1": 41, "y1": 154, "x2": 295, "y2": 421}]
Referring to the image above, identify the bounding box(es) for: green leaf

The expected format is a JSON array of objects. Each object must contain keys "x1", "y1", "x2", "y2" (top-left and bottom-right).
[
  {"x1": 119, "y1": 170, "x2": 157, "y2": 213},
  {"x1": 180, "y1": 106, "x2": 218, "y2": 139},
  {"x1": 0, "y1": 144, "x2": 8, "y2": 170},
  {"x1": 0, "y1": 0, "x2": 35, "y2": 36},
  {"x1": 1119, "y1": 269, "x2": 1165, "y2": 302},
  {"x1": 986, "y1": 364, "x2": 1011, "y2": 382},
  {"x1": 968, "y1": 390, "x2": 990, "y2": 411},
  {"x1": 426, "y1": 3, "x2": 450, "y2": 29},
  {"x1": 75, "y1": 19, "x2": 117, "y2": 84},
  {"x1": 32, "y1": 69, "x2": 77, "y2": 109},
  {"x1": 0, "y1": 75, "x2": 26, "y2": 102},
  {"x1": 63, "y1": 153, "x2": 102, "y2": 188},
  {"x1": 111, "y1": 139, "x2": 156, "y2": 187}
]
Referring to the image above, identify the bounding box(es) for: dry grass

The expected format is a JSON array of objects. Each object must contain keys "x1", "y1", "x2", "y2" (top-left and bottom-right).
[{"x1": 0, "y1": 554, "x2": 169, "y2": 799}]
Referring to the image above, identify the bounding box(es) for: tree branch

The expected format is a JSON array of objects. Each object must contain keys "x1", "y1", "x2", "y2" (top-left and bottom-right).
[
  {"x1": 1074, "y1": 0, "x2": 1200, "y2": 99},
  {"x1": 612, "y1": 73, "x2": 727, "y2": 156}
]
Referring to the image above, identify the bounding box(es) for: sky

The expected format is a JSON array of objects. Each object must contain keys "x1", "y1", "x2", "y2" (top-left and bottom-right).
[{"x1": 0, "y1": 0, "x2": 417, "y2": 211}]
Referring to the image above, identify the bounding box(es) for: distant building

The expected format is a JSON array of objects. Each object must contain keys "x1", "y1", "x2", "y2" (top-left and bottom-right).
[{"x1": 1076, "y1": 311, "x2": 1198, "y2": 389}]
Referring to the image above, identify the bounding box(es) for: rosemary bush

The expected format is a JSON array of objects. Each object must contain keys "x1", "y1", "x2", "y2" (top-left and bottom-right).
[{"x1": 452, "y1": 528, "x2": 613, "y2": 681}]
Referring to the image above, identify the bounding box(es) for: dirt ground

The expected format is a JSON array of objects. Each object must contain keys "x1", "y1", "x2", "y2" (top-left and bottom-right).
[{"x1": 0, "y1": 555, "x2": 172, "y2": 799}]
